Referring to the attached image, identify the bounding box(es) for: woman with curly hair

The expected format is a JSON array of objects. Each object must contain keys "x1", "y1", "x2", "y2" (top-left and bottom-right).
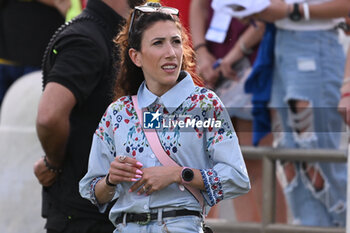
[{"x1": 80, "y1": 3, "x2": 250, "y2": 232}]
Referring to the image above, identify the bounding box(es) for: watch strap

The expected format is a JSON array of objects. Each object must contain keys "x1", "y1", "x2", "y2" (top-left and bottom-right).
[{"x1": 105, "y1": 173, "x2": 117, "y2": 187}]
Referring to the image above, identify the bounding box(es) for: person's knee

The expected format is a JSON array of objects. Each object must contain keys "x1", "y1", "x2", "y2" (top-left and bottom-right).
[
  {"x1": 288, "y1": 99, "x2": 317, "y2": 147},
  {"x1": 283, "y1": 162, "x2": 324, "y2": 191},
  {"x1": 283, "y1": 162, "x2": 296, "y2": 184},
  {"x1": 302, "y1": 162, "x2": 324, "y2": 191},
  {"x1": 288, "y1": 99, "x2": 313, "y2": 134}
]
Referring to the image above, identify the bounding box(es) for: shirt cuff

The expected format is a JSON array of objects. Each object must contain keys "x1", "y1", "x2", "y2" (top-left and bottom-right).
[
  {"x1": 200, "y1": 169, "x2": 224, "y2": 206},
  {"x1": 90, "y1": 176, "x2": 103, "y2": 206}
]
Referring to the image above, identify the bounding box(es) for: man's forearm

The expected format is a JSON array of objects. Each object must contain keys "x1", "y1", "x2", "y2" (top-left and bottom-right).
[
  {"x1": 256, "y1": 0, "x2": 350, "y2": 23},
  {"x1": 36, "y1": 82, "x2": 76, "y2": 168},
  {"x1": 308, "y1": 0, "x2": 350, "y2": 19},
  {"x1": 36, "y1": 118, "x2": 69, "y2": 167}
]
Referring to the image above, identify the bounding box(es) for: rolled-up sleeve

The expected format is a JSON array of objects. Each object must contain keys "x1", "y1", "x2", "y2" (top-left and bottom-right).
[
  {"x1": 200, "y1": 95, "x2": 250, "y2": 206},
  {"x1": 79, "y1": 108, "x2": 120, "y2": 213}
]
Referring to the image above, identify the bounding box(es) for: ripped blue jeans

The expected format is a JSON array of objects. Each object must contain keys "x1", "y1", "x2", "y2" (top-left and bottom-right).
[{"x1": 269, "y1": 29, "x2": 347, "y2": 226}]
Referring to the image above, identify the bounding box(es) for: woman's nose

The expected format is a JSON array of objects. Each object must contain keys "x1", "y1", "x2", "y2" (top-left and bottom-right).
[{"x1": 165, "y1": 43, "x2": 176, "y2": 58}]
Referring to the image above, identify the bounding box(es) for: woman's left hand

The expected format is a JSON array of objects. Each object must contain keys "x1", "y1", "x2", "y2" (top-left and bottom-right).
[{"x1": 129, "y1": 166, "x2": 181, "y2": 195}]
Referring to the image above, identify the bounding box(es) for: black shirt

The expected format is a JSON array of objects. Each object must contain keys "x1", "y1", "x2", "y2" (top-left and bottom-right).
[
  {"x1": 0, "y1": 0, "x2": 64, "y2": 66},
  {"x1": 41, "y1": 0, "x2": 124, "y2": 230}
]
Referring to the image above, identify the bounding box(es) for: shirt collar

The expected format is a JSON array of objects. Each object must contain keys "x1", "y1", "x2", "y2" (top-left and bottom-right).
[{"x1": 136, "y1": 71, "x2": 195, "y2": 114}]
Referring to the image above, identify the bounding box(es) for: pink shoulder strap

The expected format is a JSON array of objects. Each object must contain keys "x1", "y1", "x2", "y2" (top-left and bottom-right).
[{"x1": 132, "y1": 95, "x2": 204, "y2": 209}]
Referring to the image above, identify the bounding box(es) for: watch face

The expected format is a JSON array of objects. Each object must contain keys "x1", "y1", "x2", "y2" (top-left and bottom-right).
[
  {"x1": 182, "y1": 168, "x2": 194, "y2": 182},
  {"x1": 289, "y1": 3, "x2": 301, "y2": 21},
  {"x1": 291, "y1": 13, "x2": 301, "y2": 21}
]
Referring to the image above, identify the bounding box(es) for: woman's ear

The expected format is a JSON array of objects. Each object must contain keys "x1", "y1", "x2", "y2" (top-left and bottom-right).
[{"x1": 128, "y1": 48, "x2": 142, "y2": 67}]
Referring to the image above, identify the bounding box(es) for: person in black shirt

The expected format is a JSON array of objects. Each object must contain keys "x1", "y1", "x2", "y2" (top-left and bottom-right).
[
  {"x1": 33, "y1": 0, "x2": 145, "y2": 232},
  {"x1": 0, "y1": 0, "x2": 67, "y2": 107}
]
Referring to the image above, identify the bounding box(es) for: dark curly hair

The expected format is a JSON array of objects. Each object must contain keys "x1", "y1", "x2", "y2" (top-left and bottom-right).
[{"x1": 113, "y1": 5, "x2": 201, "y2": 100}]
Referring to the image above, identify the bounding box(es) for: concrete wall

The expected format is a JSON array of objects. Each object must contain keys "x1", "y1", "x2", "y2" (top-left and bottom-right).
[{"x1": 0, "y1": 71, "x2": 45, "y2": 233}]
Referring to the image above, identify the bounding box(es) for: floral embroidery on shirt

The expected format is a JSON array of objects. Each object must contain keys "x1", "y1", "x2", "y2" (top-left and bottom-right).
[
  {"x1": 207, "y1": 125, "x2": 234, "y2": 149},
  {"x1": 95, "y1": 96, "x2": 149, "y2": 158},
  {"x1": 90, "y1": 176, "x2": 103, "y2": 206},
  {"x1": 176, "y1": 87, "x2": 234, "y2": 151},
  {"x1": 80, "y1": 73, "x2": 250, "y2": 217},
  {"x1": 147, "y1": 102, "x2": 182, "y2": 156},
  {"x1": 201, "y1": 89, "x2": 234, "y2": 150},
  {"x1": 200, "y1": 168, "x2": 223, "y2": 206},
  {"x1": 115, "y1": 96, "x2": 148, "y2": 157},
  {"x1": 124, "y1": 121, "x2": 147, "y2": 157},
  {"x1": 95, "y1": 110, "x2": 116, "y2": 157},
  {"x1": 159, "y1": 125, "x2": 181, "y2": 156},
  {"x1": 154, "y1": 87, "x2": 235, "y2": 158}
]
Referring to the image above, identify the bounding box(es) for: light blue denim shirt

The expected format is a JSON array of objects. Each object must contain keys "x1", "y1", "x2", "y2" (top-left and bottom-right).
[{"x1": 79, "y1": 71, "x2": 250, "y2": 224}]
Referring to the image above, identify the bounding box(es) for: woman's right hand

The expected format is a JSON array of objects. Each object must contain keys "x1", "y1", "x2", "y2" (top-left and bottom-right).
[
  {"x1": 107, "y1": 155, "x2": 144, "y2": 185},
  {"x1": 129, "y1": 166, "x2": 182, "y2": 195}
]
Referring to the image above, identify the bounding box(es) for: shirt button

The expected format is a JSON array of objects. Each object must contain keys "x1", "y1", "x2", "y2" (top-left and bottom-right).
[
  {"x1": 150, "y1": 154, "x2": 155, "y2": 159},
  {"x1": 144, "y1": 204, "x2": 148, "y2": 210}
]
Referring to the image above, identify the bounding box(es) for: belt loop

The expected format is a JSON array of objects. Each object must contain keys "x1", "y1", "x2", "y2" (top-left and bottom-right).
[
  {"x1": 157, "y1": 208, "x2": 163, "y2": 226},
  {"x1": 122, "y1": 213, "x2": 127, "y2": 226}
]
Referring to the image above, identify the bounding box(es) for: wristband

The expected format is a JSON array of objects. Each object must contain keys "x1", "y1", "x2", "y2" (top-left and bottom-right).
[
  {"x1": 193, "y1": 43, "x2": 207, "y2": 52},
  {"x1": 303, "y1": 3, "x2": 310, "y2": 21},
  {"x1": 341, "y1": 92, "x2": 350, "y2": 99},
  {"x1": 43, "y1": 156, "x2": 62, "y2": 173},
  {"x1": 105, "y1": 173, "x2": 117, "y2": 187}
]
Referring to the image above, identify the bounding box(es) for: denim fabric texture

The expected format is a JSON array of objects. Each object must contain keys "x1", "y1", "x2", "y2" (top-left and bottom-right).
[{"x1": 269, "y1": 29, "x2": 347, "y2": 226}]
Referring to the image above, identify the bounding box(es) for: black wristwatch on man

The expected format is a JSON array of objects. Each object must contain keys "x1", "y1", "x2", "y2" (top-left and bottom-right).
[{"x1": 289, "y1": 3, "x2": 302, "y2": 21}]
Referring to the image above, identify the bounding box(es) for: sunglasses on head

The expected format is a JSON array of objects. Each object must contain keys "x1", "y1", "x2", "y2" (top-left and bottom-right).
[{"x1": 128, "y1": 5, "x2": 179, "y2": 38}]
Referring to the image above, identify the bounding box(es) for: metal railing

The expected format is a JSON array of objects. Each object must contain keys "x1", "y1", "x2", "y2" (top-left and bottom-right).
[{"x1": 205, "y1": 146, "x2": 347, "y2": 233}]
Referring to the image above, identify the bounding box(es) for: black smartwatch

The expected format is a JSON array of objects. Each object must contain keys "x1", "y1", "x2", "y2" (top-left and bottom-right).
[
  {"x1": 289, "y1": 3, "x2": 302, "y2": 21},
  {"x1": 181, "y1": 167, "x2": 194, "y2": 184}
]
